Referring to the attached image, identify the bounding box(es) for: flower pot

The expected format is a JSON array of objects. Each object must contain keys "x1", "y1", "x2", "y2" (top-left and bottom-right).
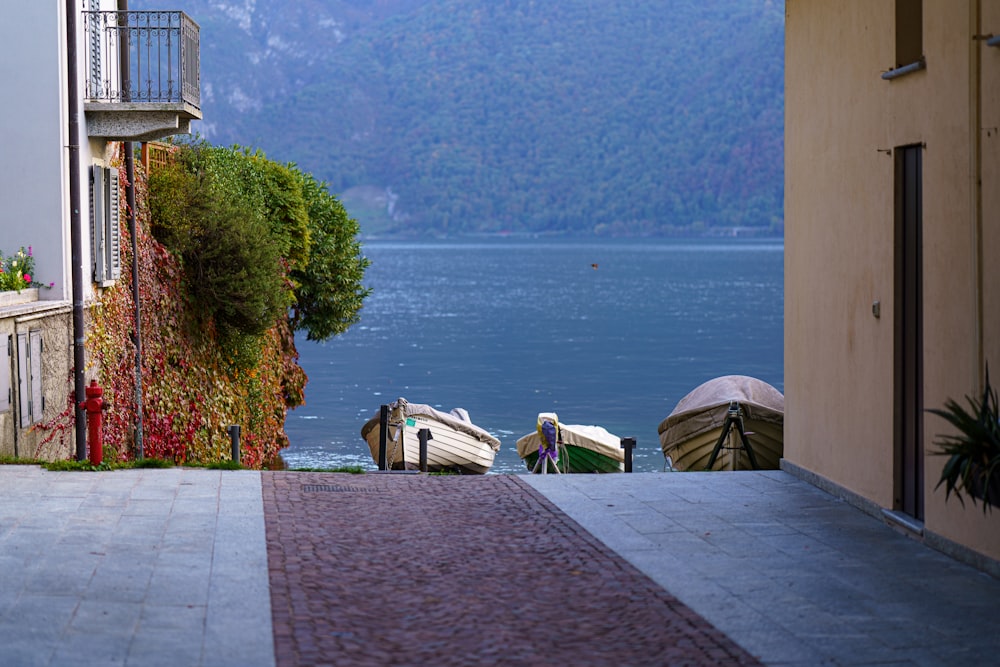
[
  {"x1": 0, "y1": 288, "x2": 39, "y2": 307},
  {"x1": 968, "y1": 463, "x2": 1000, "y2": 507}
]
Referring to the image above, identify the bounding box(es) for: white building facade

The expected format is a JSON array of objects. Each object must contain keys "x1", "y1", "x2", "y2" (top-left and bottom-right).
[{"x1": 0, "y1": 0, "x2": 199, "y2": 459}]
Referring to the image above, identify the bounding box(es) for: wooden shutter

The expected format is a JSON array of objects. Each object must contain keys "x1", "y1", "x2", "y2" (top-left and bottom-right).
[
  {"x1": 91, "y1": 165, "x2": 106, "y2": 282},
  {"x1": 16, "y1": 333, "x2": 29, "y2": 428},
  {"x1": 15, "y1": 331, "x2": 43, "y2": 426},
  {"x1": 29, "y1": 330, "x2": 43, "y2": 422},
  {"x1": 90, "y1": 165, "x2": 121, "y2": 283},
  {"x1": 87, "y1": 0, "x2": 102, "y2": 99},
  {"x1": 0, "y1": 335, "x2": 10, "y2": 413},
  {"x1": 107, "y1": 167, "x2": 121, "y2": 280}
]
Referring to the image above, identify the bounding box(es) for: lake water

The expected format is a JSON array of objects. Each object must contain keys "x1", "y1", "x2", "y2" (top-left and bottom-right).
[{"x1": 280, "y1": 239, "x2": 784, "y2": 473}]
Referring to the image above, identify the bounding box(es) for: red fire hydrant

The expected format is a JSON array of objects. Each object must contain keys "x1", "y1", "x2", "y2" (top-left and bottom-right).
[{"x1": 79, "y1": 380, "x2": 109, "y2": 465}]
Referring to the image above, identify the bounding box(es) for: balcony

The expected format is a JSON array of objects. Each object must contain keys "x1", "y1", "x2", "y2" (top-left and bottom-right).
[{"x1": 83, "y1": 10, "x2": 202, "y2": 141}]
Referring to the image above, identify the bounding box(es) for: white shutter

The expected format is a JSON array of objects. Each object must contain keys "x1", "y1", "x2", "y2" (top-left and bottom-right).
[
  {"x1": 107, "y1": 167, "x2": 121, "y2": 280},
  {"x1": 91, "y1": 166, "x2": 121, "y2": 283},
  {"x1": 16, "y1": 333, "x2": 29, "y2": 428},
  {"x1": 0, "y1": 335, "x2": 10, "y2": 413},
  {"x1": 29, "y1": 330, "x2": 42, "y2": 422}
]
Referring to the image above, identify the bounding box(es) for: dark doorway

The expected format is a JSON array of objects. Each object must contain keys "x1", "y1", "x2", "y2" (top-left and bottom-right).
[{"x1": 894, "y1": 144, "x2": 923, "y2": 520}]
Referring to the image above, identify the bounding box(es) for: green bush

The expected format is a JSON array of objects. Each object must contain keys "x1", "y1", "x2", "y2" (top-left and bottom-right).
[
  {"x1": 290, "y1": 172, "x2": 371, "y2": 341},
  {"x1": 148, "y1": 142, "x2": 369, "y2": 344},
  {"x1": 149, "y1": 146, "x2": 291, "y2": 340}
]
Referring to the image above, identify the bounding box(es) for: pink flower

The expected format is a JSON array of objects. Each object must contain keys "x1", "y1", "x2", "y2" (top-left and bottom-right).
[
  {"x1": 27, "y1": 246, "x2": 32, "y2": 256},
  {"x1": 22, "y1": 274, "x2": 31, "y2": 283}
]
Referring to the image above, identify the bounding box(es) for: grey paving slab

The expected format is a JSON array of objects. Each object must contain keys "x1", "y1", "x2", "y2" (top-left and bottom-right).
[
  {"x1": 524, "y1": 470, "x2": 1000, "y2": 667},
  {"x1": 0, "y1": 466, "x2": 274, "y2": 667}
]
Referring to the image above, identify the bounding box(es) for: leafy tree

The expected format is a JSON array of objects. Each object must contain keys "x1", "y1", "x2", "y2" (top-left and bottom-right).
[
  {"x1": 148, "y1": 142, "x2": 369, "y2": 342},
  {"x1": 148, "y1": 146, "x2": 288, "y2": 339},
  {"x1": 290, "y1": 172, "x2": 371, "y2": 341},
  {"x1": 202, "y1": 146, "x2": 311, "y2": 271}
]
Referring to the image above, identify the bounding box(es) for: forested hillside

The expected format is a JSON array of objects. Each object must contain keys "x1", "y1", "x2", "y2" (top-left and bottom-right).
[{"x1": 134, "y1": 0, "x2": 784, "y2": 236}]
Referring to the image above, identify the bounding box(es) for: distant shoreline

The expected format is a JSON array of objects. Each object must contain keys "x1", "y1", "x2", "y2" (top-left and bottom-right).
[{"x1": 359, "y1": 227, "x2": 785, "y2": 242}]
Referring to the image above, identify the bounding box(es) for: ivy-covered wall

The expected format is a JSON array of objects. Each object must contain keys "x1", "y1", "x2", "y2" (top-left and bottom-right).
[{"x1": 37, "y1": 142, "x2": 368, "y2": 467}]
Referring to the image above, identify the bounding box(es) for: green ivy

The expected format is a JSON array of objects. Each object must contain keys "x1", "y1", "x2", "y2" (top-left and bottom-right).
[{"x1": 36, "y1": 141, "x2": 365, "y2": 468}]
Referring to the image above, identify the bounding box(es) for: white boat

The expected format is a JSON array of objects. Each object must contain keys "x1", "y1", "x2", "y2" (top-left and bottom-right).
[
  {"x1": 360, "y1": 398, "x2": 501, "y2": 474},
  {"x1": 657, "y1": 375, "x2": 784, "y2": 471},
  {"x1": 515, "y1": 412, "x2": 625, "y2": 473}
]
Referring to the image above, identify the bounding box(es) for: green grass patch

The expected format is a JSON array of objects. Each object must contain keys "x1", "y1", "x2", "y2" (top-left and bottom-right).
[
  {"x1": 132, "y1": 458, "x2": 176, "y2": 468},
  {"x1": 205, "y1": 460, "x2": 244, "y2": 470},
  {"x1": 0, "y1": 456, "x2": 43, "y2": 465},
  {"x1": 289, "y1": 465, "x2": 367, "y2": 474},
  {"x1": 43, "y1": 460, "x2": 118, "y2": 472}
]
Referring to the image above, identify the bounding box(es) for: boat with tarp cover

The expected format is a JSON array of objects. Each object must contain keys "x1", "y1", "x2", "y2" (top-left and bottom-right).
[
  {"x1": 516, "y1": 412, "x2": 625, "y2": 473},
  {"x1": 360, "y1": 398, "x2": 501, "y2": 474},
  {"x1": 657, "y1": 375, "x2": 784, "y2": 471}
]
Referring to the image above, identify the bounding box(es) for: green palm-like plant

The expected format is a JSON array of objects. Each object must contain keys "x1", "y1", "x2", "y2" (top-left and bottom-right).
[{"x1": 928, "y1": 366, "x2": 1000, "y2": 513}]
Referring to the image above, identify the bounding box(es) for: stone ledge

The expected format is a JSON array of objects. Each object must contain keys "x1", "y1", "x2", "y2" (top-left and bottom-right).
[
  {"x1": 0, "y1": 288, "x2": 38, "y2": 308},
  {"x1": 85, "y1": 103, "x2": 201, "y2": 141},
  {"x1": 0, "y1": 295, "x2": 72, "y2": 321}
]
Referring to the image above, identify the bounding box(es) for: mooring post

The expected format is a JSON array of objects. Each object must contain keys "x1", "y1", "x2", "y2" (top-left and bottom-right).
[
  {"x1": 228, "y1": 425, "x2": 241, "y2": 465},
  {"x1": 418, "y1": 428, "x2": 432, "y2": 472},
  {"x1": 378, "y1": 404, "x2": 389, "y2": 471},
  {"x1": 620, "y1": 437, "x2": 636, "y2": 473}
]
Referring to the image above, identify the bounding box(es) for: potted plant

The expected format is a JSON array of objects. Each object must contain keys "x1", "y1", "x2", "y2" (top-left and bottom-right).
[
  {"x1": 0, "y1": 246, "x2": 38, "y2": 292},
  {"x1": 929, "y1": 366, "x2": 1000, "y2": 513}
]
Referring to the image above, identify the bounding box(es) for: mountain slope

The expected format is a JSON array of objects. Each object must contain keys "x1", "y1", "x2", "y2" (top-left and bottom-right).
[{"x1": 134, "y1": 0, "x2": 784, "y2": 235}]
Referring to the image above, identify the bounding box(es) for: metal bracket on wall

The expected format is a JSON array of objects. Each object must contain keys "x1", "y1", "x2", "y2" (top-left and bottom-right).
[{"x1": 881, "y1": 58, "x2": 926, "y2": 80}]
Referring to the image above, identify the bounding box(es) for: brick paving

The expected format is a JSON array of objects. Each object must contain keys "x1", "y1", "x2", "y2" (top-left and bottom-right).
[{"x1": 262, "y1": 472, "x2": 760, "y2": 667}]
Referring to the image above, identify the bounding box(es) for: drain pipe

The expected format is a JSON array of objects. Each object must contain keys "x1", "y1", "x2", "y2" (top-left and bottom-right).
[
  {"x1": 124, "y1": 142, "x2": 143, "y2": 459},
  {"x1": 970, "y1": 0, "x2": 984, "y2": 390},
  {"x1": 67, "y1": 0, "x2": 87, "y2": 461},
  {"x1": 119, "y1": 0, "x2": 144, "y2": 458}
]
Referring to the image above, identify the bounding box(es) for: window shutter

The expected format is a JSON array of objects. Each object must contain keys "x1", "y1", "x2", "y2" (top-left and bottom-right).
[
  {"x1": 16, "y1": 333, "x2": 29, "y2": 428},
  {"x1": 90, "y1": 165, "x2": 120, "y2": 283},
  {"x1": 107, "y1": 167, "x2": 121, "y2": 280},
  {"x1": 91, "y1": 165, "x2": 106, "y2": 282},
  {"x1": 0, "y1": 335, "x2": 10, "y2": 413},
  {"x1": 29, "y1": 330, "x2": 42, "y2": 423},
  {"x1": 87, "y1": 0, "x2": 102, "y2": 99}
]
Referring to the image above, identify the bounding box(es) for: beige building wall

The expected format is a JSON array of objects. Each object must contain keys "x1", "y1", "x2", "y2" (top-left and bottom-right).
[
  {"x1": 785, "y1": 0, "x2": 1000, "y2": 563},
  {"x1": 785, "y1": 0, "x2": 896, "y2": 504}
]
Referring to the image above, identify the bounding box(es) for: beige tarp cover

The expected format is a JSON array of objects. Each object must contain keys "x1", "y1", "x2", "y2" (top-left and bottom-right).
[
  {"x1": 361, "y1": 397, "x2": 501, "y2": 451},
  {"x1": 657, "y1": 375, "x2": 784, "y2": 451},
  {"x1": 516, "y1": 413, "x2": 624, "y2": 462}
]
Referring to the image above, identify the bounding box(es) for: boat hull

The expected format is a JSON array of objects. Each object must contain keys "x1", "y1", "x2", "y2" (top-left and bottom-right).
[
  {"x1": 658, "y1": 375, "x2": 785, "y2": 472},
  {"x1": 660, "y1": 418, "x2": 784, "y2": 471},
  {"x1": 516, "y1": 419, "x2": 625, "y2": 473},
  {"x1": 521, "y1": 446, "x2": 624, "y2": 474},
  {"x1": 361, "y1": 400, "x2": 500, "y2": 474}
]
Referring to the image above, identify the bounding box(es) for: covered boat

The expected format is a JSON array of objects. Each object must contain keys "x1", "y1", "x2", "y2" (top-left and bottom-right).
[
  {"x1": 360, "y1": 398, "x2": 501, "y2": 474},
  {"x1": 516, "y1": 412, "x2": 625, "y2": 473},
  {"x1": 658, "y1": 375, "x2": 784, "y2": 471}
]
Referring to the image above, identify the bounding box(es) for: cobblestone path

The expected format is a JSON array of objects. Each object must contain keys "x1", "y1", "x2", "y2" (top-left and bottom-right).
[{"x1": 262, "y1": 472, "x2": 760, "y2": 667}]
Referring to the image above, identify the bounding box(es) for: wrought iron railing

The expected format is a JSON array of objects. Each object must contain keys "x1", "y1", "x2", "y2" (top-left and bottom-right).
[{"x1": 83, "y1": 10, "x2": 200, "y2": 109}]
